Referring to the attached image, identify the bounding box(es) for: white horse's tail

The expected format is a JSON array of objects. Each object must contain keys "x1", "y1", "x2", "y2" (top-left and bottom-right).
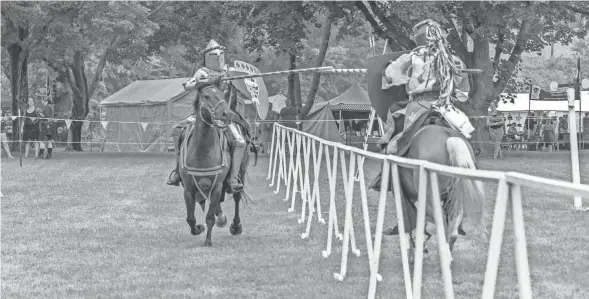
[{"x1": 445, "y1": 137, "x2": 487, "y2": 234}]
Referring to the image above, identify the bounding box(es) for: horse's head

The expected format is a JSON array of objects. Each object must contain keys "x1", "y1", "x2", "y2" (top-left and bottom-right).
[{"x1": 194, "y1": 84, "x2": 233, "y2": 128}]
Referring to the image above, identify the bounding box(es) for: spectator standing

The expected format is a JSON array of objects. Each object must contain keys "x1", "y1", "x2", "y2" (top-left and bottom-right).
[
  {"x1": 487, "y1": 101, "x2": 505, "y2": 160},
  {"x1": 542, "y1": 119, "x2": 556, "y2": 152},
  {"x1": 38, "y1": 97, "x2": 56, "y2": 159},
  {"x1": 280, "y1": 105, "x2": 298, "y2": 129},
  {"x1": 22, "y1": 97, "x2": 41, "y2": 158},
  {"x1": 263, "y1": 102, "x2": 279, "y2": 151},
  {"x1": 506, "y1": 122, "x2": 518, "y2": 150},
  {"x1": 1, "y1": 110, "x2": 15, "y2": 158},
  {"x1": 524, "y1": 111, "x2": 537, "y2": 140}
]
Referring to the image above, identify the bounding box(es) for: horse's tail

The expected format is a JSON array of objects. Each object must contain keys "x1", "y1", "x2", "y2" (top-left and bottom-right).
[
  {"x1": 238, "y1": 144, "x2": 257, "y2": 206},
  {"x1": 446, "y1": 137, "x2": 487, "y2": 234}
]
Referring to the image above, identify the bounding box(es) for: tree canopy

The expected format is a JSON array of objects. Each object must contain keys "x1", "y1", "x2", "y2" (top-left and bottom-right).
[{"x1": 2, "y1": 1, "x2": 589, "y2": 151}]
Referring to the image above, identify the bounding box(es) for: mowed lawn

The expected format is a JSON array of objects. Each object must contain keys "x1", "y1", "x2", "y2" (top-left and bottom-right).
[{"x1": 2, "y1": 150, "x2": 589, "y2": 299}]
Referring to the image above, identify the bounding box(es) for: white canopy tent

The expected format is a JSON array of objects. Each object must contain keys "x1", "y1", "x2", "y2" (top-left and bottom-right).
[{"x1": 497, "y1": 91, "x2": 589, "y2": 112}]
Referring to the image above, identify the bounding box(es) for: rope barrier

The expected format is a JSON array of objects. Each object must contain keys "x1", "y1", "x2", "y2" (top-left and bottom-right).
[
  {"x1": 4, "y1": 114, "x2": 580, "y2": 125},
  {"x1": 266, "y1": 123, "x2": 589, "y2": 299}
]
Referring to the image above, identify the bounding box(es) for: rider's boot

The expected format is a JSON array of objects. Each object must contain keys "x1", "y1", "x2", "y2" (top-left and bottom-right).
[
  {"x1": 167, "y1": 128, "x2": 186, "y2": 186},
  {"x1": 227, "y1": 125, "x2": 246, "y2": 193}
]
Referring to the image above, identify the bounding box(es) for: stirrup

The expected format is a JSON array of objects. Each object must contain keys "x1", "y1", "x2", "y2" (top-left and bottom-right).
[{"x1": 228, "y1": 178, "x2": 244, "y2": 193}]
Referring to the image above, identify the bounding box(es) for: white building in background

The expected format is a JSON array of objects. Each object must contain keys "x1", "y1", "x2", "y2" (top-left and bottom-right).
[{"x1": 496, "y1": 91, "x2": 589, "y2": 131}]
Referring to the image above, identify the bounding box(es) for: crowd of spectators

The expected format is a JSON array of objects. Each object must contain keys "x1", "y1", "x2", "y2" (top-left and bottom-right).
[
  {"x1": 1, "y1": 96, "x2": 57, "y2": 159},
  {"x1": 497, "y1": 111, "x2": 589, "y2": 154}
]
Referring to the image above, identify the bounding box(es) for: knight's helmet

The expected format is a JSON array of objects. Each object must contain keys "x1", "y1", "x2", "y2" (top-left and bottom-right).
[
  {"x1": 204, "y1": 39, "x2": 226, "y2": 72},
  {"x1": 412, "y1": 19, "x2": 448, "y2": 47}
]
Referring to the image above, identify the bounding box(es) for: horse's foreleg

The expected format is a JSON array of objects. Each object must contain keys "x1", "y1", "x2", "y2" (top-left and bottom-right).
[
  {"x1": 215, "y1": 195, "x2": 227, "y2": 228},
  {"x1": 185, "y1": 188, "x2": 204, "y2": 236},
  {"x1": 230, "y1": 192, "x2": 243, "y2": 236},
  {"x1": 203, "y1": 188, "x2": 222, "y2": 247}
]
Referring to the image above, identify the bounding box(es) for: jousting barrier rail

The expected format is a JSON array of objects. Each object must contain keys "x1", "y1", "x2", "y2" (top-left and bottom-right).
[{"x1": 265, "y1": 123, "x2": 589, "y2": 299}]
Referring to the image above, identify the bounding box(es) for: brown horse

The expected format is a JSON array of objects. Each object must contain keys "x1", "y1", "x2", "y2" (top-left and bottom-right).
[
  {"x1": 179, "y1": 83, "x2": 256, "y2": 247},
  {"x1": 373, "y1": 113, "x2": 487, "y2": 263}
]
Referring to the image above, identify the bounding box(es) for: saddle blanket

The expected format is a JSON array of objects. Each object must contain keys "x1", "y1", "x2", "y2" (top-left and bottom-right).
[{"x1": 179, "y1": 125, "x2": 228, "y2": 176}]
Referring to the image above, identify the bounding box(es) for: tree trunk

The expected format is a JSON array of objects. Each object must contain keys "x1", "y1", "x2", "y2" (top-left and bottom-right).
[
  {"x1": 294, "y1": 73, "x2": 301, "y2": 111},
  {"x1": 287, "y1": 52, "x2": 297, "y2": 108},
  {"x1": 7, "y1": 28, "x2": 30, "y2": 152},
  {"x1": 300, "y1": 11, "x2": 334, "y2": 119},
  {"x1": 70, "y1": 120, "x2": 83, "y2": 151},
  {"x1": 65, "y1": 51, "x2": 92, "y2": 151},
  {"x1": 468, "y1": 35, "x2": 496, "y2": 156}
]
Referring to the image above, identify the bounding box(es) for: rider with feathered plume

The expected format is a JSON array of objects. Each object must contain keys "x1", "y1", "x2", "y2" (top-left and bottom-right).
[{"x1": 379, "y1": 19, "x2": 472, "y2": 157}]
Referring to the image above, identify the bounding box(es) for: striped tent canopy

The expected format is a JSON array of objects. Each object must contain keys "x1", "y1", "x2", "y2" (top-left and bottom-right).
[{"x1": 309, "y1": 83, "x2": 372, "y2": 114}]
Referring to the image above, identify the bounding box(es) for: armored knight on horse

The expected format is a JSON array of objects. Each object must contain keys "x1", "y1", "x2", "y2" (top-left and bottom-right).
[
  {"x1": 167, "y1": 39, "x2": 254, "y2": 194},
  {"x1": 366, "y1": 19, "x2": 486, "y2": 257}
]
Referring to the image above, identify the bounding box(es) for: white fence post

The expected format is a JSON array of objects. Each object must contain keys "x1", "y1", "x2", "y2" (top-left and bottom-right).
[
  {"x1": 269, "y1": 124, "x2": 589, "y2": 299},
  {"x1": 302, "y1": 139, "x2": 326, "y2": 239},
  {"x1": 284, "y1": 131, "x2": 296, "y2": 202},
  {"x1": 510, "y1": 184, "x2": 533, "y2": 299},
  {"x1": 298, "y1": 135, "x2": 312, "y2": 224},
  {"x1": 391, "y1": 164, "x2": 414, "y2": 299},
  {"x1": 273, "y1": 127, "x2": 287, "y2": 194},
  {"x1": 322, "y1": 145, "x2": 343, "y2": 258},
  {"x1": 482, "y1": 179, "x2": 510, "y2": 299},
  {"x1": 267, "y1": 122, "x2": 277, "y2": 181},
  {"x1": 366, "y1": 160, "x2": 390, "y2": 298},
  {"x1": 429, "y1": 171, "x2": 455, "y2": 299},
  {"x1": 412, "y1": 166, "x2": 429, "y2": 299},
  {"x1": 334, "y1": 150, "x2": 361, "y2": 281}
]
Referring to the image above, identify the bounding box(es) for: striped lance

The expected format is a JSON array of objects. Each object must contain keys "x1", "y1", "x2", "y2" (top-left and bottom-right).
[
  {"x1": 319, "y1": 68, "x2": 484, "y2": 74},
  {"x1": 222, "y1": 66, "x2": 334, "y2": 81},
  {"x1": 222, "y1": 66, "x2": 483, "y2": 81}
]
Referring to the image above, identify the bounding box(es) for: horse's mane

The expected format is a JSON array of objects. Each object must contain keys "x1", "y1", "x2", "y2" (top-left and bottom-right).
[{"x1": 193, "y1": 83, "x2": 220, "y2": 111}]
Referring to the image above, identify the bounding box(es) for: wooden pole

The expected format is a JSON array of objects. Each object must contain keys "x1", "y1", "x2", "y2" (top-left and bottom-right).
[
  {"x1": 567, "y1": 87, "x2": 582, "y2": 210},
  {"x1": 18, "y1": 109, "x2": 22, "y2": 167}
]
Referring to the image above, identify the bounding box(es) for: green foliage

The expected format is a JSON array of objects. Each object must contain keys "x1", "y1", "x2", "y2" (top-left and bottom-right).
[
  {"x1": 357, "y1": 0, "x2": 589, "y2": 115},
  {"x1": 570, "y1": 34, "x2": 589, "y2": 57},
  {"x1": 38, "y1": 1, "x2": 158, "y2": 69},
  {"x1": 519, "y1": 56, "x2": 589, "y2": 89}
]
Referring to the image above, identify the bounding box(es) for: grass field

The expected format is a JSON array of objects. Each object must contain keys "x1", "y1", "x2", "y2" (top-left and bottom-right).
[{"x1": 2, "y1": 150, "x2": 589, "y2": 299}]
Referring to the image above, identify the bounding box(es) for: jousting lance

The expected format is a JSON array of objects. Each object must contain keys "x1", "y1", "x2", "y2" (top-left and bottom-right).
[{"x1": 222, "y1": 66, "x2": 483, "y2": 80}]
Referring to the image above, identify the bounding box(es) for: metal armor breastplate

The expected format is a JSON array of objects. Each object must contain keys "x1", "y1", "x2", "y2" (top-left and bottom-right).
[{"x1": 201, "y1": 66, "x2": 230, "y2": 90}]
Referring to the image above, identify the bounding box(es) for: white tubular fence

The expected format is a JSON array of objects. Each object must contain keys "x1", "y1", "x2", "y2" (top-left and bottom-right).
[{"x1": 265, "y1": 123, "x2": 589, "y2": 299}]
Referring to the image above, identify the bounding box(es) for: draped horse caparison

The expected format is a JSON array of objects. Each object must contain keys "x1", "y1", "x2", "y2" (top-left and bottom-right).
[
  {"x1": 371, "y1": 110, "x2": 488, "y2": 263},
  {"x1": 178, "y1": 83, "x2": 257, "y2": 247}
]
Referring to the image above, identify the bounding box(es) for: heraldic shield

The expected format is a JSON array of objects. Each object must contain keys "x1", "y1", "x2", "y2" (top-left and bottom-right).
[
  {"x1": 366, "y1": 51, "x2": 410, "y2": 121},
  {"x1": 228, "y1": 60, "x2": 270, "y2": 120}
]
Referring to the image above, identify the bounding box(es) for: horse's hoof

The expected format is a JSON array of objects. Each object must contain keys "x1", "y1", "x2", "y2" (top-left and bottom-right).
[
  {"x1": 187, "y1": 220, "x2": 198, "y2": 235},
  {"x1": 203, "y1": 240, "x2": 212, "y2": 247},
  {"x1": 230, "y1": 222, "x2": 242, "y2": 236},
  {"x1": 216, "y1": 214, "x2": 227, "y2": 228},
  {"x1": 193, "y1": 224, "x2": 205, "y2": 236}
]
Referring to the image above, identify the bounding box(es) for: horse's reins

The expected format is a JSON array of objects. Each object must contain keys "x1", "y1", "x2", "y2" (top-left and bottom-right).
[{"x1": 196, "y1": 85, "x2": 228, "y2": 128}]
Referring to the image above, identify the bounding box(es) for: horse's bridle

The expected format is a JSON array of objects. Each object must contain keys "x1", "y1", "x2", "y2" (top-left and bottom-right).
[{"x1": 196, "y1": 85, "x2": 229, "y2": 128}]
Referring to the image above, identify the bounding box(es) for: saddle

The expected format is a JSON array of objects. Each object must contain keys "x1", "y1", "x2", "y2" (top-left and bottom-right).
[{"x1": 394, "y1": 109, "x2": 448, "y2": 157}]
